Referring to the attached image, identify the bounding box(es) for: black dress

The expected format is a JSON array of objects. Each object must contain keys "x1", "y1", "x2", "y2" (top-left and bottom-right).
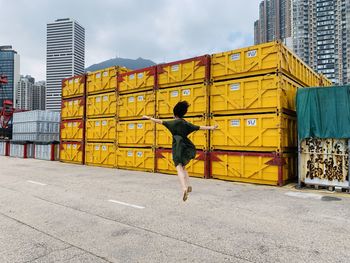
[{"x1": 162, "y1": 119, "x2": 200, "y2": 167}]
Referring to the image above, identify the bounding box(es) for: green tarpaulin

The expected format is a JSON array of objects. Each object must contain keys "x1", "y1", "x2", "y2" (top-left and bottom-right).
[{"x1": 296, "y1": 86, "x2": 350, "y2": 140}]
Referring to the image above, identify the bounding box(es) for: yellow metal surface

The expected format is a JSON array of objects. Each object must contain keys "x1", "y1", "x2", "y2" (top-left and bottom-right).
[
  {"x1": 210, "y1": 113, "x2": 297, "y2": 152},
  {"x1": 156, "y1": 84, "x2": 207, "y2": 117},
  {"x1": 87, "y1": 66, "x2": 128, "y2": 95},
  {"x1": 157, "y1": 56, "x2": 208, "y2": 88},
  {"x1": 85, "y1": 142, "x2": 116, "y2": 168},
  {"x1": 118, "y1": 91, "x2": 155, "y2": 120},
  {"x1": 62, "y1": 75, "x2": 85, "y2": 98},
  {"x1": 115, "y1": 148, "x2": 154, "y2": 172},
  {"x1": 86, "y1": 92, "x2": 117, "y2": 118},
  {"x1": 211, "y1": 152, "x2": 296, "y2": 186},
  {"x1": 211, "y1": 41, "x2": 321, "y2": 87},
  {"x1": 118, "y1": 66, "x2": 155, "y2": 94},
  {"x1": 156, "y1": 150, "x2": 205, "y2": 178},
  {"x1": 117, "y1": 120, "x2": 154, "y2": 147},
  {"x1": 60, "y1": 120, "x2": 84, "y2": 141},
  {"x1": 60, "y1": 142, "x2": 83, "y2": 164},
  {"x1": 86, "y1": 117, "x2": 116, "y2": 142},
  {"x1": 319, "y1": 74, "x2": 333, "y2": 87},
  {"x1": 156, "y1": 117, "x2": 208, "y2": 150},
  {"x1": 210, "y1": 74, "x2": 300, "y2": 115},
  {"x1": 61, "y1": 97, "x2": 84, "y2": 120}
]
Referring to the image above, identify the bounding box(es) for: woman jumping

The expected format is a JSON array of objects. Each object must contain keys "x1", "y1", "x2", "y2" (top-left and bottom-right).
[{"x1": 143, "y1": 101, "x2": 218, "y2": 202}]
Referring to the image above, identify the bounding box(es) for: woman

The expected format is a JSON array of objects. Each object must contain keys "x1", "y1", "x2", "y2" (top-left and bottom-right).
[{"x1": 143, "y1": 101, "x2": 218, "y2": 201}]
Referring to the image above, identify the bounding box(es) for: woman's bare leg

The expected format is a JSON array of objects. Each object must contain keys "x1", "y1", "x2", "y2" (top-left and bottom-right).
[
  {"x1": 176, "y1": 164, "x2": 188, "y2": 192},
  {"x1": 184, "y1": 169, "x2": 191, "y2": 191}
]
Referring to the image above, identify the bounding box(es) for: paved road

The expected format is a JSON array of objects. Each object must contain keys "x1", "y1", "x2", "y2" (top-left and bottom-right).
[{"x1": 0, "y1": 157, "x2": 349, "y2": 263}]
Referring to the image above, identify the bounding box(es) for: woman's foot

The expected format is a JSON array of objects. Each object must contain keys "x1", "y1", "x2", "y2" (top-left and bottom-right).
[
  {"x1": 183, "y1": 190, "x2": 188, "y2": 202},
  {"x1": 187, "y1": 186, "x2": 192, "y2": 193}
]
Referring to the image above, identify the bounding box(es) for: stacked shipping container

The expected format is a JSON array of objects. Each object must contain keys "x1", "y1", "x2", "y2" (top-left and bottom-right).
[
  {"x1": 59, "y1": 41, "x2": 331, "y2": 186},
  {"x1": 60, "y1": 74, "x2": 86, "y2": 164}
]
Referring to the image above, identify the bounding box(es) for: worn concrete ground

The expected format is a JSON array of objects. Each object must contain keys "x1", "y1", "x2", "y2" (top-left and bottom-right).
[{"x1": 0, "y1": 156, "x2": 349, "y2": 263}]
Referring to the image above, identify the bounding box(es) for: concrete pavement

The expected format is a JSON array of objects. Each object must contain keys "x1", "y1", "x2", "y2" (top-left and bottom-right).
[{"x1": 0, "y1": 157, "x2": 349, "y2": 263}]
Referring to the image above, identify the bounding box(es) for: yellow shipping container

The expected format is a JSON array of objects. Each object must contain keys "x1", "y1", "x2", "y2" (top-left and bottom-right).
[
  {"x1": 210, "y1": 74, "x2": 300, "y2": 115},
  {"x1": 211, "y1": 41, "x2": 320, "y2": 87},
  {"x1": 61, "y1": 97, "x2": 85, "y2": 120},
  {"x1": 210, "y1": 151, "x2": 296, "y2": 186},
  {"x1": 86, "y1": 117, "x2": 116, "y2": 142},
  {"x1": 156, "y1": 117, "x2": 208, "y2": 150},
  {"x1": 157, "y1": 55, "x2": 210, "y2": 88},
  {"x1": 62, "y1": 75, "x2": 85, "y2": 98},
  {"x1": 210, "y1": 113, "x2": 297, "y2": 152},
  {"x1": 156, "y1": 84, "x2": 207, "y2": 117},
  {"x1": 117, "y1": 120, "x2": 154, "y2": 147},
  {"x1": 115, "y1": 148, "x2": 154, "y2": 172},
  {"x1": 86, "y1": 92, "x2": 116, "y2": 118},
  {"x1": 117, "y1": 66, "x2": 156, "y2": 94},
  {"x1": 118, "y1": 91, "x2": 155, "y2": 120},
  {"x1": 319, "y1": 74, "x2": 333, "y2": 87},
  {"x1": 60, "y1": 119, "x2": 84, "y2": 141},
  {"x1": 85, "y1": 142, "x2": 116, "y2": 168},
  {"x1": 60, "y1": 141, "x2": 84, "y2": 164},
  {"x1": 87, "y1": 66, "x2": 128, "y2": 95},
  {"x1": 155, "y1": 149, "x2": 208, "y2": 178}
]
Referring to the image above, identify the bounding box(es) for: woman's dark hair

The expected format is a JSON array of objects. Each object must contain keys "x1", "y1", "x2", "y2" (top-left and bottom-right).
[{"x1": 173, "y1": 101, "x2": 189, "y2": 118}]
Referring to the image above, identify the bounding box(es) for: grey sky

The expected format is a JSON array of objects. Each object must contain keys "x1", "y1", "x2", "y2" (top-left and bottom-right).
[{"x1": 0, "y1": 0, "x2": 260, "y2": 81}]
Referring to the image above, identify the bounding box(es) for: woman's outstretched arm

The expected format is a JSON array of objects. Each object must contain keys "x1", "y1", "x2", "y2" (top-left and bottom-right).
[
  {"x1": 199, "y1": 124, "x2": 218, "y2": 130},
  {"x1": 143, "y1": 115, "x2": 163, "y2": 124}
]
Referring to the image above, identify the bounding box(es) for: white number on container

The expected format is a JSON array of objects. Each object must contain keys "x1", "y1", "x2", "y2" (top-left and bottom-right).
[
  {"x1": 103, "y1": 96, "x2": 108, "y2": 101},
  {"x1": 73, "y1": 122, "x2": 78, "y2": 127},
  {"x1": 127, "y1": 151, "x2": 133, "y2": 157},
  {"x1": 137, "y1": 96, "x2": 144, "y2": 101},
  {"x1": 247, "y1": 119, "x2": 257, "y2": 126},
  {"x1": 102, "y1": 121, "x2": 107, "y2": 126},
  {"x1": 69, "y1": 79, "x2": 73, "y2": 84},
  {"x1": 129, "y1": 74, "x2": 135, "y2": 80},
  {"x1": 68, "y1": 101, "x2": 73, "y2": 106},
  {"x1": 137, "y1": 123, "x2": 143, "y2": 129},
  {"x1": 231, "y1": 53, "x2": 240, "y2": 61},
  {"x1": 74, "y1": 100, "x2": 79, "y2": 105},
  {"x1": 137, "y1": 151, "x2": 143, "y2": 157},
  {"x1": 96, "y1": 97, "x2": 101, "y2": 102},
  {"x1": 103, "y1": 71, "x2": 108, "y2": 77},
  {"x1": 230, "y1": 120, "x2": 240, "y2": 127},
  {"x1": 182, "y1": 89, "x2": 190, "y2": 96},
  {"x1": 171, "y1": 91, "x2": 179, "y2": 97},
  {"x1": 96, "y1": 72, "x2": 101, "y2": 78},
  {"x1": 128, "y1": 96, "x2": 135, "y2": 103},
  {"x1": 102, "y1": 146, "x2": 107, "y2": 151},
  {"x1": 68, "y1": 122, "x2": 72, "y2": 127},
  {"x1": 137, "y1": 73, "x2": 144, "y2": 79},
  {"x1": 247, "y1": 50, "x2": 257, "y2": 58},
  {"x1": 73, "y1": 144, "x2": 77, "y2": 149},
  {"x1": 128, "y1": 124, "x2": 135, "y2": 129},
  {"x1": 230, "y1": 83, "x2": 240, "y2": 91},
  {"x1": 74, "y1": 78, "x2": 79, "y2": 83},
  {"x1": 171, "y1": 65, "x2": 179, "y2": 72},
  {"x1": 67, "y1": 144, "x2": 71, "y2": 149},
  {"x1": 95, "y1": 145, "x2": 100, "y2": 150},
  {"x1": 95, "y1": 121, "x2": 100, "y2": 126}
]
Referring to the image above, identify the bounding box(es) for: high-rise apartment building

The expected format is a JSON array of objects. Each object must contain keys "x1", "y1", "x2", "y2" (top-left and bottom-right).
[
  {"x1": 16, "y1": 75, "x2": 34, "y2": 110},
  {"x1": 33, "y1": 81, "x2": 46, "y2": 110},
  {"x1": 46, "y1": 18, "x2": 85, "y2": 111},
  {"x1": 0, "y1": 46, "x2": 20, "y2": 107},
  {"x1": 254, "y1": 0, "x2": 292, "y2": 45},
  {"x1": 293, "y1": 0, "x2": 350, "y2": 84}
]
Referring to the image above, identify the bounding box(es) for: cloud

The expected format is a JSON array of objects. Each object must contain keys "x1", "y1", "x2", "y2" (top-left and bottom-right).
[{"x1": 0, "y1": 0, "x2": 260, "y2": 80}]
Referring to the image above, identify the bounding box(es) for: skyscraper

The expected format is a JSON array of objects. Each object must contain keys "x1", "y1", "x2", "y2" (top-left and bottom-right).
[
  {"x1": 46, "y1": 18, "x2": 85, "y2": 111},
  {"x1": 16, "y1": 75, "x2": 35, "y2": 110},
  {"x1": 292, "y1": 0, "x2": 349, "y2": 84},
  {"x1": 0, "y1": 46, "x2": 20, "y2": 107},
  {"x1": 33, "y1": 81, "x2": 46, "y2": 110},
  {"x1": 254, "y1": 0, "x2": 292, "y2": 46}
]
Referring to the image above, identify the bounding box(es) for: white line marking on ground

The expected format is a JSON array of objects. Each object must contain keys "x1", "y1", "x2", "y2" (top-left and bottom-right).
[
  {"x1": 108, "y1": 199, "x2": 145, "y2": 209},
  {"x1": 27, "y1": 180, "x2": 47, "y2": 186},
  {"x1": 285, "y1": 191, "x2": 322, "y2": 200}
]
